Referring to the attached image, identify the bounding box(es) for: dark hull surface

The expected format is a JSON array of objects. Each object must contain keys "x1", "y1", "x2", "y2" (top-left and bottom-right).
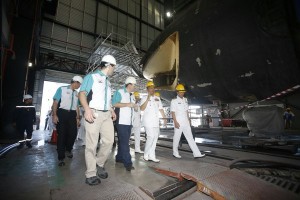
[{"x1": 141, "y1": 0, "x2": 300, "y2": 104}]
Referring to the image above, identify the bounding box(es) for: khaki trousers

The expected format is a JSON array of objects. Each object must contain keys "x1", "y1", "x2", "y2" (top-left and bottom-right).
[{"x1": 84, "y1": 110, "x2": 114, "y2": 178}]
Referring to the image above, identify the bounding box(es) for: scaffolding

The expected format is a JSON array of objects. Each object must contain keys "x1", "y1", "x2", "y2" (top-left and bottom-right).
[{"x1": 86, "y1": 31, "x2": 147, "y2": 91}]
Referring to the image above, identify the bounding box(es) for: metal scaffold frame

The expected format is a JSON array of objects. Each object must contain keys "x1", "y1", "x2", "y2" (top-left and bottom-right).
[{"x1": 86, "y1": 31, "x2": 147, "y2": 92}]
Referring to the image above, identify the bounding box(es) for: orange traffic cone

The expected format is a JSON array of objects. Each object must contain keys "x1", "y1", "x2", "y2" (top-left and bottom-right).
[{"x1": 50, "y1": 130, "x2": 58, "y2": 144}]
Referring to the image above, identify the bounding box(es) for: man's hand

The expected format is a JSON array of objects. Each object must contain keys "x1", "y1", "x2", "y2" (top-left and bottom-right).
[
  {"x1": 76, "y1": 118, "x2": 80, "y2": 127},
  {"x1": 174, "y1": 121, "x2": 180, "y2": 129},
  {"x1": 111, "y1": 110, "x2": 117, "y2": 121},
  {"x1": 163, "y1": 119, "x2": 167, "y2": 126},
  {"x1": 84, "y1": 108, "x2": 95, "y2": 123},
  {"x1": 53, "y1": 115, "x2": 59, "y2": 124},
  {"x1": 128, "y1": 103, "x2": 135, "y2": 108}
]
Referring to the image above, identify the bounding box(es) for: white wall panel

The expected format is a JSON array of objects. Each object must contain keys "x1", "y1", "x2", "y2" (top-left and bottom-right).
[
  {"x1": 108, "y1": 8, "x2": 117, "y2": 25},
  {"x1": 141, "y1": 23, "x2": 147, "y2": 37},
  {"x1": 71, "y1": 0, "x2": 84, "y2": 11},
  {"x1": 97, "y1": 19, "x2": 107, "y2": 34},
  {"x1": 127, "y1": 17, "x2": 135, "y2": 32},
  {"x1": 85, "y1": 0, "x2": 96, "y2": 16},
  {"x1": 60, "y1": 0, "x2": 71, "y2": 5},
  {"x1": 82, "y1": 33, "x2": 95, "y2": 49},
  {"x1": 118, "y1": 12, "x2": 127, "y2": 28},
  {"x1": 83, "y1": 13, "x2": 95, "y2": 32},
  {"x1": 128, "y1": 0, "x2": 135, "y2": 16},
  {"x1": 135, "y1": 3, "x2": 140, "y2": 18},
  {"x1": 53, "y1": 24, "x2": 68, "y2": 41},
  {"x1": 70, "y1": 8, "x2": 83, "y2": 29},
  {"x1": 119, "y1": 0, "x2": 127, "y2": 12},
  {"x1": 148, "y1": 27, "x2": 154, "y2": 40},
  {"x1": 41, "y1": 21, "x2": 53, "y2": 38},
  {"x1": 98, "y1": 3, "x2": 108, "y2": 20},
  {"x1": 68, "y1": 29, "x2": 81, "y2": 45},
  {"x1": 56, "y1": 3, "x2": 70, "y2": 24},
  {"x1": 109, "y1": 0, "x2": 118, "y2": 7}
]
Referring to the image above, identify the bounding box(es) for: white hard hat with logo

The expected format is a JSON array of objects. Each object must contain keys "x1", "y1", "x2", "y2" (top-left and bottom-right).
[
  {"x1": 125, "y1": 76, "x2": 137, "y2": 84},
  {"x1": 101, "y1": 55, "x2": 116, "y2": 66},
  {"x1": 72, "y1": 75, "x2": 83, "y2": 84},
  {"x1": 24, "y1": 94, "x2": 33, "y2": 99}
]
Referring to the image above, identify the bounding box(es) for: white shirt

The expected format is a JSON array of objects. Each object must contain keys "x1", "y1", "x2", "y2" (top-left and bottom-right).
[
  {"x1": 132, "y1": 99, "x2": 141, "y2": 128},
  {"x1": 113, "y1": 87, "x2": 133, "y2": 125},
  {"x1": 141, "y1": 95, "x2": 163, "y2": 127},
  {"x1": 53, "y1": 86, "x2": 78, "y2": 110},
  {"x1": 170, "y1": 96, "x2": 190, "y2": 126},
  {"x1": 80, "y1": 69, "x2": 111, "y2": 111}
]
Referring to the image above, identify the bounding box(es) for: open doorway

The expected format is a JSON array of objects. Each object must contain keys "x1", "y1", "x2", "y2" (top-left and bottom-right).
[{"x1": 40, "y1": 81, "x2": 68, "y2": 130}]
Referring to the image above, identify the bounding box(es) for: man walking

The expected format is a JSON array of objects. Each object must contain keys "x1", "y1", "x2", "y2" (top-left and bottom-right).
[
  {"x1": 140, "y1": 81, "x2": 167, "y2": 163},
  {"x1": 14, "y1": 94, "x2": 36, "y2": 149},
  {"x1": 52, "y1": 75, "x2": 83, "y2": 166},
  {"x1": 112, "y1": 76, "x2": 137, "y2": 171},
  {"x1": 79, "y1": 55, "x2": 117, "y2": 186},
  {"x1": 171, "y1": 84, "x2": 205, "y2": 159}
]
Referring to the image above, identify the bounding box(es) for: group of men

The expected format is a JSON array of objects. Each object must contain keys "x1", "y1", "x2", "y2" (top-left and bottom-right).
[{"x1": 16, "y1": 54, "x2": 205, "y2": 186}]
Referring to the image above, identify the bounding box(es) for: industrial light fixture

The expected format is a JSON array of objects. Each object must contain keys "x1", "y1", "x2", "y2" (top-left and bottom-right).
[
  {"x1": 166, "y1": 11, "x2": 172, "y2": 18},
  {"x1": 28, "y1": 62, "x2": 33, "y2": 67}
]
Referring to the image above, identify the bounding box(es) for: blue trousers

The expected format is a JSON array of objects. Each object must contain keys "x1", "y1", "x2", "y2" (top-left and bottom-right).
[{"x1": 115, "y1": 124, "x2": 132, "y2": 167}]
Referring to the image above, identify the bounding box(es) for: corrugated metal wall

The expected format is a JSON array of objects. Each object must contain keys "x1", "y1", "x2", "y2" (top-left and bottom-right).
[{"x1": 41, "y1": 0, "x2": 164, "y2": 55}]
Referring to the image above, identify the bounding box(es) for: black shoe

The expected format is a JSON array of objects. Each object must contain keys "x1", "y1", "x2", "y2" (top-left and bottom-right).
[
  {"x1": 17, "y1": 143, "x2": 24, "y2": 149},
  {"x1": 58, "y1": 160, "x2": 65, "y2": 166},
  {"x1": 115, "y1": 159, "x2": 123, "y2": 163},
  {"x1": 125, "y1": 166, "x2": 135, "y2": 171},
  {"x1": 85, "y1": 176, "x2": 101, "y2": 185},
  {"x1": 66, "y1": 151, "x2": 73, "y2": 158},
  {"x1": 96, "y1": 166, "x2": 108, "y2": 179},
  {"x1": 26, "y1": 143, "x2": 32, "y2": 148}
]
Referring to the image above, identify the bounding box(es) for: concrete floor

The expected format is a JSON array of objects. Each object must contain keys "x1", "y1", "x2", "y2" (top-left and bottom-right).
[
  {"x1": 1, "y1": 129, "x2": 299, "y2": 199},
  {"x1": 0, "y1": 130, "x2": 208, "y2": 200}
]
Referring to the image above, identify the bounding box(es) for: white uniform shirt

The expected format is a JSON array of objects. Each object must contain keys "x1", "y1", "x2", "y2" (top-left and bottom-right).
[
  {"x1": 53, "y1": 86, "x2": 78, "y2": 110},
  {"x1": 141, "y1": 95, "x2": 163, "y2": 127},
  {"x1": 132, "y1": 99, "x2": 141, "y2": 128},
  {"x1": 170, "y1": 96, "x2": 190, "y2": 126},
  {"x1": 112, "y1": 87, "x2": 133, "y2": 125},
  {"x1": 80, "y1": 69, "x2": 111, "y2": 111}
]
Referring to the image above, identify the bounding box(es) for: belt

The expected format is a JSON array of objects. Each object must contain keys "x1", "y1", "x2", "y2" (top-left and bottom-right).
[
  {"x1": 92, "y1": 109, "x2": 108, "y2": 112},
  {"x1": 59, "y1": 108, "x2": 76, "y2": 112}
]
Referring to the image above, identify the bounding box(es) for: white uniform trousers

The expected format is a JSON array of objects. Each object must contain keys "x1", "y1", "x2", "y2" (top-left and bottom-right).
[
  {"x1": 132, "y1": 126, "x2": 141, "y2": 152},
  {"x1": 144, "y1": 127, "x2": 159, "y2": 159},
  {"x1": 173, "y1": 125, "x2": 202, "y2": 157}
]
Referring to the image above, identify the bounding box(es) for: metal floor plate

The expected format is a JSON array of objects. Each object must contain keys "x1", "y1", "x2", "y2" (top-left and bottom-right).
[{"x1": 152, "y1": 160, "x2": 299, "y2": 200}]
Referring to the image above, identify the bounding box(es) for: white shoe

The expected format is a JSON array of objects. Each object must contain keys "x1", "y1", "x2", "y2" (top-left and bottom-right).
[
  {"x1": 135, "y1": 150, "x2": 144, "y2": 154},
  {"x1": 173, "y1": 154, "x2": 181, "y2": 159},
  {"x1": 194, "y1": 154, "x2": 206, "y2": 159},
  {"x1": 143, "y1": 156, "x2": 148, "y2": 161},
  {"x1": 149, "y1": 158, "x2": 160, "y2": 163}
]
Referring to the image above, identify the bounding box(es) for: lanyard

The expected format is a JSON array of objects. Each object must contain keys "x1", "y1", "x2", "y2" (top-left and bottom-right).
[{"x1": 70, "y1": 90, "x2": 74, "y2": 110}]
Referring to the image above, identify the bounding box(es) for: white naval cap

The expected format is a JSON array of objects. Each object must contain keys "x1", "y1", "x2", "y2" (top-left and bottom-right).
[{"x1": 24, "y1": 94, "x2": 33, "y2": 99}]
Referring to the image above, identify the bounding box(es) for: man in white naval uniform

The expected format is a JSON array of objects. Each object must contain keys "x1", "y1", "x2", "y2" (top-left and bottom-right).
[
  {"x1": 132, "y1": 92, "x2": 143, "y2": 153},
  {"x1": 140, "y1": 81, "x2": 167, "y2": 163},
  {"x1": 171, "y1": 84, "x2": 205, "y2": 159}
]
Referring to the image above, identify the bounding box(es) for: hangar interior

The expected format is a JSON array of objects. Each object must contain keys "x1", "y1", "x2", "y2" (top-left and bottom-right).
[{"x1": 1, "y1": 0, "x2": 300, "y2": 199}]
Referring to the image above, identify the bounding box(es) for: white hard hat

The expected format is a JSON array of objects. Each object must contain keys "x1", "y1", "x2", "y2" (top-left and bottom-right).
[
  {"x1": 72, "y1": 75, "x2": 83, "y2": 84},
  {"x1": 101, "y1": 55, "x2": 116, "y2": 66},
  {"x1": 24, "y1": 94, "x2": 33, "y2": 99},
  {"x1": 125, "y1": 76, "x2": 137, "y2": 84}
]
